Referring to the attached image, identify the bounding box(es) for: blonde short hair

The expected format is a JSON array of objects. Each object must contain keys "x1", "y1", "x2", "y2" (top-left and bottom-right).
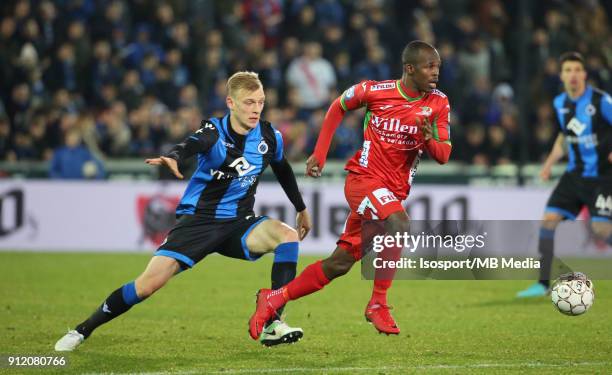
[{"x1": 227, "y1": 71, "x2": 263, "y2": 98}]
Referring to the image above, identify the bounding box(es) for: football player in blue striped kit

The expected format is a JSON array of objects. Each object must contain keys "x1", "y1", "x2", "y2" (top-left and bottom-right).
[
  {"x1": 518, "y1": 52, "x2": 612, "y2": 297},
  {"x1": 55, "y1": 72, "x2": 312, "y2": 349}
]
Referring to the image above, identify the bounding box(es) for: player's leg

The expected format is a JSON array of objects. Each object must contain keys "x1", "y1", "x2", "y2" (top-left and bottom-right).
[
  {"x1": 281, "y1": 243, "x2": 358, "y2": 300},
  {"x1": 56, "y1": 214, "x2": 220, "y2": 351},
  {"x1": 351, "y1": 190, "x2": 406, "y2": 335},
  {"x1": 248, "y1": 212, "x2": 362, "y2": 340},
  {"x1": 369, "y1": 209, "x2": 409, "y2": 307},
  {"x1": 229, "y1": 217, "x2": 302, "y2": 311},
  {"x1": 333, "y1": 177, "x2": 407, "y2": 334},
  {"x1": 221, "y1": 216, "x2": 303, "y2": 345},
  {"x1": 589, "y1": 184, "x2": 612, "y2": 245},
  {"x1": 538, "y1": 212, "x2": 564, "y2": 285},
  {"x1": 242, "y1": 218, "x2": 305, "y2": 345},
  {"x1": 518, "y1": 173, "x2": 580, "y2": 297},
  {"x1": 55, "y1": 256, "x2": 180, "y2": 351},
  {"x1": 249, "y1": 176, "x2": 406, "y2": 338},
  {"x1": 248, "y1": 245, "x2": 356, "y2": 340},
  {"x1": 245, "y1": 218, "x2": 300, "y2": 301},
  {"x1": 250, "y1": 209, "x2": 403, "y2": 337},
  {"x1": 590, "y1": 221, "x2": 612, "y2": 244},
  {"x1": 516, "y1": 212, "x2": 565, "y2": 298}
]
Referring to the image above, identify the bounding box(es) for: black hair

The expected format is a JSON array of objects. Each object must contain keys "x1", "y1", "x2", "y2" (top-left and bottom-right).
[
  {"x1": 401, "y1": 40, "x2": 436, "y2": 65},
  {"x1": 559, "y1": 51, "x2": 585, "y2": 69}
]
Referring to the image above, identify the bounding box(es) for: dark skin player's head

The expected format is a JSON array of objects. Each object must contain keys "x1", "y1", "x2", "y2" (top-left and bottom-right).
[{"x1": 401, "y1": 41, "x2": 440, "y2": 94}]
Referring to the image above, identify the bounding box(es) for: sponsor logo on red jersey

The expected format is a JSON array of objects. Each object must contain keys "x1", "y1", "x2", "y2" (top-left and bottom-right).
[
  {"x1": 373, "y1": 188, "x2": 398, "y2": 205},
  {"x1": 370, "y1": 82, "x2": 396, "y2": 91},
  {"x1": 431, "y1": 89, "x2": 447, "y2": 98},
  {"x1": 370, "y1": 115, "x2": 418, "y2": 134},
  {"x1": 359, "y1": 140, "x2": 371, "y2": 167},
  {"x1": 345, "y1": 85, "x2": 356, "y2": 99},
  {"x1": 416, "y1": 106, "x2": 433, "y2": 116}
]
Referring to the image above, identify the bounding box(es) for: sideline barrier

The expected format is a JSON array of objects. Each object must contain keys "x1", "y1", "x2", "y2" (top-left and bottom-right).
[{"x1": 0, "y1": 180, "x2": 607, "y2": 256}]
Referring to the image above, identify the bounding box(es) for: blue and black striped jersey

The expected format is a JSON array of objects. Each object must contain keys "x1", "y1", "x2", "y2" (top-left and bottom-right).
[
  {"x1": 168, "y1": 114, "x2": 285, "y2": 219},
  {"x1": 553, "y1": 85, "x2": 612, "y2": 178}
]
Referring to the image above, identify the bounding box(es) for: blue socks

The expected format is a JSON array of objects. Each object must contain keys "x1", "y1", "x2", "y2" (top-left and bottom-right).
[
  {"x1": 76, "y1": 281, "x2": 143, "y2": 338},
  {"x1": 268, "y1": 242, "x2": 299, "y2": 324}
]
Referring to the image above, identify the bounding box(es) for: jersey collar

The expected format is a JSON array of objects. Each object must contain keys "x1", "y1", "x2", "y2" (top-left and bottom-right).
[
  {"x1": 568, "y1": 85, "x2": 592, "y2": 103},
  {"x1": 396, "y1": 80, "x2": 425, "y2": 102},
  {"x1": 223, "y1": 113, "x2": 257, "y2": 143}
]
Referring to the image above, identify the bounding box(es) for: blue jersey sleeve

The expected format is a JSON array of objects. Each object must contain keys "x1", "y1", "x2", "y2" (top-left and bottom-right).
[
  {"x1": 552, "y1": 94, "x2": 567, "y2": 131},
  {"x1": 601, "y1": 93, "x2": 612, "y2": 125},
  {"x1": 166, "y1": 120, "x2": 220, "y2": 161},
  {"x1": 273, "y1": 129, "x2": 284, "y2": 162}
]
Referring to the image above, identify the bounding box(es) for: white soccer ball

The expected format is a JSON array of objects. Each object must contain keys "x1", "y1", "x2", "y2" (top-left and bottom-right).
[{"x1": 551, "y1": 272, "x2": 594, "y2": 316}]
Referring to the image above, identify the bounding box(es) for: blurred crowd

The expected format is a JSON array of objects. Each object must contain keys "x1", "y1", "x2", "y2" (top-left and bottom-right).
[{"x1": 0, "y1": 0, "x2": 610, "y2": 178}]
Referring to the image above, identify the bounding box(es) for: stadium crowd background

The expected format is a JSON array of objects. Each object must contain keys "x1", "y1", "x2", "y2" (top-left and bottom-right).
[{"x1": 0, "y1": 0, "x2": 610, "y2": 178}]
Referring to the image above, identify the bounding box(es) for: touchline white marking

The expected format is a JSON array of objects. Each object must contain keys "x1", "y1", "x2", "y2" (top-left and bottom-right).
[{"x1": 84, "y1": 361, "x2": 610, "y2": 375}]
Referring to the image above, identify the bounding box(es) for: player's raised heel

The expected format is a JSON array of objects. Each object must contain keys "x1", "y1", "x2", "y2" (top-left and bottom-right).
[
  {"x1": 365, "y1": 303, "x2": 400, "y2": 335},
  {"x1": 260, "y1": 320, "x2": 304, "y2": 347},
  {"x1": 55, "y1": 330, "x2": 84, "y2": 351}
]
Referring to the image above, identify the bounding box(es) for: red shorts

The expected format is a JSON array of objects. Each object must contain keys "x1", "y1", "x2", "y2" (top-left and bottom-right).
[{"x1": 337, "y1": 173, "x2": 405, "y2": 260}]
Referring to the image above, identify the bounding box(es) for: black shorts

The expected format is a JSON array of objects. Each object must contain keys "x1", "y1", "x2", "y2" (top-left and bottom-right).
[
  {"x1": 546, "y1": 172, "x2": 612, "y2": 221},
  {"x1": 154, "y1": 214, "x2": 269, "y2": 269}
]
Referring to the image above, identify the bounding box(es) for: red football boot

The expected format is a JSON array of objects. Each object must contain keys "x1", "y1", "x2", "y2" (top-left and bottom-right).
[
  {"x1": 248, "y1": 289, "x2": 286, "y2": 340},
  {"x1": 365, "y1": 303, "x2": 400, "y2": 335}
]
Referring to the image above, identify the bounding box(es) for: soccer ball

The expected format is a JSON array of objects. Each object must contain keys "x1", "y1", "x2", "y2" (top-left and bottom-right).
[{"x1": 551, "y1": 272, "x2": 594, "y2": 316}]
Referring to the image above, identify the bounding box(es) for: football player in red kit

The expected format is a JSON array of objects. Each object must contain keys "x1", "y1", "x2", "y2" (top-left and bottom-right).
[{"x1": 249, "y1": 40, "x2": 451, "y2": 338}]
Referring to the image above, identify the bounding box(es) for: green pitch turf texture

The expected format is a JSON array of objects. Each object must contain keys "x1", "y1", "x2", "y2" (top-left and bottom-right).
[{"x1": 1, "y1": 252, "x2": 611, "y2": 374}]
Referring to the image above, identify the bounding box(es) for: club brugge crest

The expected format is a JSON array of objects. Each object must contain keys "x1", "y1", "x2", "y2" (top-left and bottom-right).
[
  {"x1": 258, "y1": 140, "x2": 269, "y2": 154},
  {"x1": 585, "y1": 104, "x2": 596, "y2": 116}
]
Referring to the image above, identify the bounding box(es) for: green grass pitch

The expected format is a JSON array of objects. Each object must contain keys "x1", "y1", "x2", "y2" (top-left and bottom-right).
[{"x1": 1, "y1": 252, "x2": 611, "y2": 374}]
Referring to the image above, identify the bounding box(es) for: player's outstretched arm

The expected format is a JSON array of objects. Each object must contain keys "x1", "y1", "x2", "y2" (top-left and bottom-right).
[
  {"x1": 270, "y1": 156, "x2": 310, "y2": 239},
  {"x1": 307, "y1": 81, "x2": 371, "y2": 176},
  {"x1": 307, "y1": 97, "x2": 348, "y2": 177},
  {"x1": 145, "y1": 120, "x2": 219, "y2": 179},
  {"x1": 145, "y1": 156, "x2": 183, "y2": 179},
  {"x1": 540, "y1": 133, "x2": 566, "y2": 181}
]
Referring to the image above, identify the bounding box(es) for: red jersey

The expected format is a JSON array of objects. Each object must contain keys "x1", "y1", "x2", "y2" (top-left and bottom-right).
[{"x1": 332, "y1": 79, "x2": 451, "y2": 199}]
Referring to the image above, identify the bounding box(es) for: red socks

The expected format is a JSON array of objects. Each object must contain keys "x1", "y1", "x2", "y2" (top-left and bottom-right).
[
  {"x1": 370, "y1": 280, "x2": 391, "y2": 305},
  {"x1": 272, "y1": 257, "x2": 393, "y2": 308},
  {"x1": 369, "y1": 245, "x2": 401, "y2": 305},
  {"x1": 283, "y1": 260, "x2": 330, "y2": 301}
]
